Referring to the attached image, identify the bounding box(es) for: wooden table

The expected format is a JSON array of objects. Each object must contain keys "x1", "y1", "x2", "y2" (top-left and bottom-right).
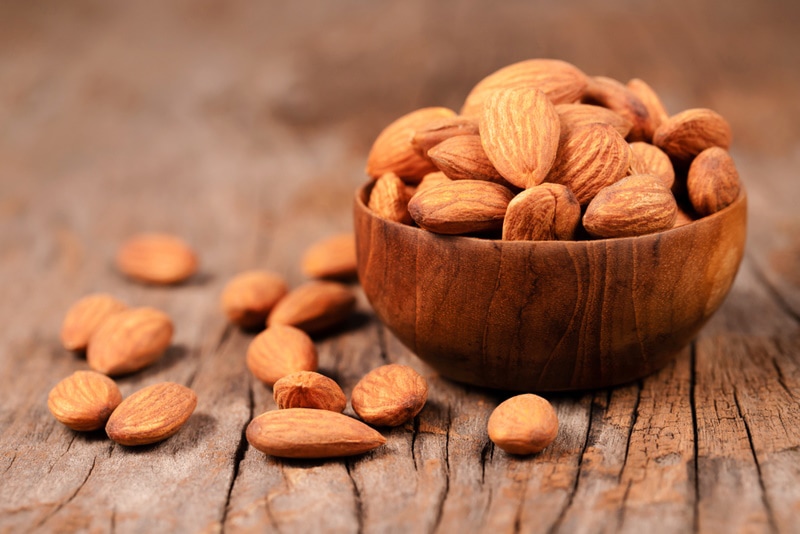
[{"x1": 2, "y1": 1, "x2": 799, "y2": 532}]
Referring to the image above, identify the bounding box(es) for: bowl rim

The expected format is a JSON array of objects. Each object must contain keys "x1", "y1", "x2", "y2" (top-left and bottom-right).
[{"x1": 354, "y1": 179, "x2": 747, "y2": 246}]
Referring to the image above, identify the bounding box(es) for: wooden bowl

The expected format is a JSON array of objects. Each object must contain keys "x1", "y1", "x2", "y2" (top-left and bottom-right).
[{"x1": 354, "y1": 182, "x2": 747, "y2": 391}]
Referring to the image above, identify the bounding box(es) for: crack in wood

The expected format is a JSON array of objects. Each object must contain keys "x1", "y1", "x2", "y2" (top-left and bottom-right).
[
  {"x1": 770, "y1": 356, "x2": 797, "y2": 401},
  {"x1": 221, "y1": 374, "x2": 253, "y2": 529},
  {"x1": 748, "y1": 253, "x2": 800, "y2": 324},
  {"x1": 45, "y1": 433, "x2": 77, "y2": 476},
  {"x1": 375, "y1": 323, "x2": 390, "y2": 364},
  {"x1": 690, "y1": 342, "x2": 701, "y2": 534},
  {"x1": 479, "y1": 439, "x2": 492, "y2": 485},
  {"x1": 35, "y1": 456, "x2": 96, "y2": 529},
  {"x1": 345, "y1": 460, "x2": 364, "y2": 534},
  {"x1": 410, "y1": 414, "x2": 419, "y2": 472},
  {"x1": 431, "y1": 405, "x2": 452, "y2": 533},
  {"x1": 3, "y1": 452, "x2": 17, "y2": 475}
]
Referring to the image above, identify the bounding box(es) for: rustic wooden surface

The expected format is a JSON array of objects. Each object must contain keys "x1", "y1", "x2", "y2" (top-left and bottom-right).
[{"x1": 1, "y1": 1, "x2": 799, "y2": 532}]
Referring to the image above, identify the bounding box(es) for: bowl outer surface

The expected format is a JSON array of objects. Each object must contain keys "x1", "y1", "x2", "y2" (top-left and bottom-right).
[{"x1": 354, "y1": 182, "x2": 747, "y2": 391}]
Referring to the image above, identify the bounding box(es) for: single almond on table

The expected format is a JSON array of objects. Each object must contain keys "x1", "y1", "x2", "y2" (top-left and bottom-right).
[
  {"x1": 106, "y1": 382, "x2": 197, "y2": 446},
  {"x1": 629, "y1": 142, "x2": 675, "y2": 189},
  {"x1": 220, "y1": 270, "x2": 288, "y2": 328},
  {"x1": 273, "y1": 371, "x2": 347, "y2": 412},
  {"x1": 546, "y1": 123, "x2": 631, "y2": 206},
  {"x1": 427, "y1": 135, "x2": 510, "y2": 186},
  {"x1": 479, "y1": 86, "x2": 561, "y2": 189},
  {"x1": 412, "y1": 115, "x2": 479, "y2": 154},
  {"x1": 246, "y1": 408, "x2": 386, "y2": 458},
  {"x1": 301, "y1": 233, "x2": 357, "y2": 280},
  {"x1": 582, "y1": 76, "x2": 654, "y2": 142},
  {"x1": 461, "y1": 58, "x2": 589, "y2": 117},
  {"x1": 626, "y1": 78, "x2": 669, "y2": 131},
  {"x1": 116, "y1": 233, "x2": 198, "y2": 285},
  {"x1": 488, "y1": 394, "x2": 558, "y2": 455},
  {"x1": 60, "y1": 293, "x2": 127, "y2": 351},
  {"x1": 351, "y1": 364, "x2": 428, "y2": 427},
  {"x1": 583, "y1": 174, "x2": 678, "y2": 238},
  {"x1": 48, "y1": 371, "x2": 123, "y2": 431},
  {"x1": 687, "y1": 146, "x2": 741, "y2": 216},
  {"x1": 366, "y1": 107, "x2": 456, "y2": 182},
  {"x1": 555, "y1": 103, "x2": 633, "y2": 139},
  {"x1": 502, "y1": 183, "x2": 581, "y2": 241},
  {"x1": 267, "y1": 281, "x2": 356, "y2": 334},
  {"x1": 653, "y1": 108, "x2": 732, "y2": 162},
  {"x1": 247, "y1": 325, "x2": 318, "y2": 386},
  {"x1": 407, "y1": 180, "x2": 514, "y2": 235},
  {"x1": 368, "y1": 172, "x2": 412, "y2": 224},
  {"x1": 87, "y1": 307, "x2": 174, "y2": 376}
]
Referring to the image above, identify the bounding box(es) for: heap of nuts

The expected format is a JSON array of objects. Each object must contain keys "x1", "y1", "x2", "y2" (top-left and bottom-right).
[{"x1": 365, "y1": 58, "x2": 741, "y2": 240}]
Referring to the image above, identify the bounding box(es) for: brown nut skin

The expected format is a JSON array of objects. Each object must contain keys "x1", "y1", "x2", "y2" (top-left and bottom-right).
[
  {"x1": 246, "y1": 325, "x2": 318, "y2": 386},
  {"x1": 48, "y1": 371, "x2": 123, "y2": 431},
  {"x1": 488, "y1": 394, "x2": 558, "y2": 455},
  {"x1": 351, "y1": 364, "x2": 428, "y2": 427},
  {"x1": 273, "y1": 371, "x2": 347, "y2": 412},
  {"x1": 407, "y1": 180, "x2": 514, "y2": 235},
  {"x1": 220, "y1": 270, "x2": 288, "y2": 328},
  {"x1": 301, "y1": 234, "x2": 358, "y2": 280},
  {"x1": 60, "y1": 293, "x2": 127, "y2": 351},
  {"x1": 653, "y1": 108, "x2": 732, "y2": 163},
  {"x1": 687, "y1": 146, "x2": 741, "y2": 216},
  {"x1": 368, "y1": 172, "x2": 413, "y2": 225},
  {"x1": 267, "y1": 281, "x2": 356, "y2": 334},
  {"x1": 502, "y1": 183, "x2": 581, "y2": 241},
  {"x1": 106, "y1": 382, "x2": 197, "y2": 446},
  {"x1": 115, "y1": 233, "x2": 198, "y2": 285}
]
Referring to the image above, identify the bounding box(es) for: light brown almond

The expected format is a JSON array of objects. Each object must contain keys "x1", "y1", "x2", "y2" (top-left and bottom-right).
[
  {"x1": 87, "y1": 307, "x2": 174, "y2": 376},
  {"x1": 351, "y1": 364, "x2": 428, "y2": 427},
  {"x1": 368, "y1": 172, "x2": 412, "y2": 224},
  {"x1": 488, "y1": 394, "x2": 558, "y2": 455},
  {"x1": 106, "y1": 382, "x2": 197, "y2": 446},
  {"x1": 653, "y1": 108, "x2": 732, "y2": 162},
  {"x1": 413, "y1": 171, "x2": 452, "y2": 197},
  {"x1": 480, "y1": 87, "x2": 561, "y2": 188},
  {"x1": 366, "y1": 107, "x2": 456, "y2": 181},
  {"x1": 60, "y1": 293, "x2": 127, "y2": 351},
  {"x1": 267, "y1": 281, "x2": 356, "y2": 334},
  {"x1": 555, "y1": 103, "x2": 633, "y2": 139},
  {"x1": 273, "y1": 371, "x2": 347, "y2": 412},
  {"x1": 461, "y1": 59, "x2": 589, "y2": 117},
  {"x1": 687, "y1": 147, "x2": 741, "y2": 216},
  {"x1": 427, "y1": 135, "x2": 510, "y2": 186},
  {"x1": 546, "y1": 123, "x2": 632, "y2": 206},
  {"x1": 301, "y1": 233, "x2": 357, "y2": 280},
  {"x1": 246, "y1": 408, "x2": 386, "y2": 458},
  {"x1": 220, "y1": 270, "x2": 288, "y2": 328},
  {"x1": 626, "y1": 78, "x2": 669, "y2": 131},
  {"x1": 582, "y1": 76, "x2": 654, "y2": 141},
  {"x1": 412, "y1": 115, "x2": 480, "y2": 154},
  {"x1": 502, "y1": 183, "x2": 581, "y2": 241},
  {"x1": 583, "y1": 174, "x2": 678, "y2": 238},
  {"x1": 407, "y1": 180, "x2": 514, "y2": 235},
  {"x1": 48, "y1": 371, "x2": 123, "y2": 431},
  {"x1": 116, "y1": 233, "x2": 198, "y2": 285},
  {"x1": 629, "y1": 142, "x2": 675, "y2": 189},
  {"x1": 247, "y1": 325, "x2": 318, "y2": 386}
]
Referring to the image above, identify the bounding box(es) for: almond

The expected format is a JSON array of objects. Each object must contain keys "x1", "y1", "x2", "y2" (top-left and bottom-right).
[
  {"x1": 106, "y1": 382, "x2": 197, "y2": 446},
  {"x1": 653, "y1": 108, "x2": 732, "y2": 162},
  {"x1": 413, "y1": 171, "x2": 452, "y2": 196},
  {"x1": 60, "y1": 293, "x2": 127, "y2": 351},
  {"x1": 412, "y1": 115, "x2": 479, "y2": 154},
  {"x1": 366, "y1": 107, "x2": 456, "y2": 181},
  {"x1": 115, "y1": 233, "x2": 198, "y2": 285},
  {"x1": 480, "y1": 87, "x2": 561, "y2": 188},
  {"x1": 502, "y1": 183, "x2": 581, "y2": 241},
  {"x1": 626, "y1": 78, "x2": 669, "y2": 131},
  {"x1": 583, "y1": 174, "x2": 678, "y2": 238},
  {"x1": 582, "y1": 76, "x2": 654, "y2": 142},
  {"x1": 407, "y1": 180, "x2": 513, "y2": 235},
  {"x1": 246, "y1": 408, "x2": 386, "y2": 458},
  {"x1": 267, "y1": 281, "x2": 356, "y2": 334},
  {"x1": 546, "y1": 123, "x2": 631, "y2": 206},
  {"x1": 247, "y1": 325, "x2": 318, "y2": 386},
  {"x1": 368, "y1": 172, "x2": 412, "y2": 224},
  {"x1": 48, "y1": 371, "x2": 123, "y2": 431},
  {"x1": 629, "y1": 142, "x2": 675, "y2": 189},
  {"x1": 301, "y1": 233, "x2": 357, "y2": 280},
  {"x1": 555, "y1": 103, "x2": 633, "y2": 139},
  {"x1": 86, "y1": 307, "x2": 174, "y2": 376},
  {"x1": 351, "y1": 364, "x2": 428, "y2": 427},
  {"x1": 687, "y1": 147, "x2": 741, "y2": 216},
  {"x1": 488, "y1": 394, "x2": 558, "y2": 455},
  {"x1": 273, "y1": 371, "x2": 347, "y2": 412},
  {"x1": 427, "y1": 135, "x2": 510, "y2": 186},
  {"x1": 220, "y1": 270, "x2": 288, "y2": 328},
  {"x1": 461, "y1": 58, "x2": 588, "y2": 117}
]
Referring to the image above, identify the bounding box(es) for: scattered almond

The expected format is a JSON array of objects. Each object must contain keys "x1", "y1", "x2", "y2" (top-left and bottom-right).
[
  {"x1": 687, "y1": 147, "x2": 741, "y2": 216},
  {"x1": 47, "y1": 371, "x2": 123, "y2": 431},
  {"x1": 246, "y1": 408, "x2": 386, "y2": 458},
  {"x1": 60, "y1": 293, "x2": 127, "y2": 351},
  {"x1": 653, "y1": 108, "x2": 732, "y2": 162},
  {"x1": 629, "y1": 142, "x2": 675, "y2": 189},
  {"x1": 412, "y1": 115, "x2": 479, "y2": 154},
  {"x1": 116, "y1": 233, "x2": 198, "y2": 285},
  {"x1": 626, "y1": 78, "x2": 669, "y2": 131},
  {"x1": 273, "y1": 371, "x2": 347, "y2": 412},
  {"x1": 220, "y1": 270, "x2": 288, "y2": 328},
  {"x1": 488, "y1": 394, "x2": 559, "y2": 455},
  {"x1": 427, "y1": 135, "x2": 510, "y2": 186},
  {"x1": 502, "y1": 183, "x2": 581, "y2": 241},
  {"x1": 106, "y1": 382, "x2": 197, "y2": 446},
  {"x1": 247, "y1": 325, "x2": 318, "y2": 386},
  {"x1": 407, "y1": 180, "x2": 513, "y2": 235},
  {"x1": 368, "y1": 172, "x2": 412, "y2": 224},
  {"x1": 267, "y1": 281, "x2": 356, "y2": 334},
  {"x1": 351, "y1": 364, "x2": 428, "y2": 427},
  {"x1": 301, "y1": 233, "x2": 357, "y2": 280}
]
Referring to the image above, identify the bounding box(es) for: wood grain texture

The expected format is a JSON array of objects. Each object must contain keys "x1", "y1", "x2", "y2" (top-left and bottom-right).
[{"x1": 1, "y1": 0, "x2": 799, "y2": 532}]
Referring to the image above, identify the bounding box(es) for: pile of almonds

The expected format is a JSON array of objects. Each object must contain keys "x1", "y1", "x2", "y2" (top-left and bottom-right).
[{"x1": 366, "y1": 58, "x2": 741, "y2": 240}]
